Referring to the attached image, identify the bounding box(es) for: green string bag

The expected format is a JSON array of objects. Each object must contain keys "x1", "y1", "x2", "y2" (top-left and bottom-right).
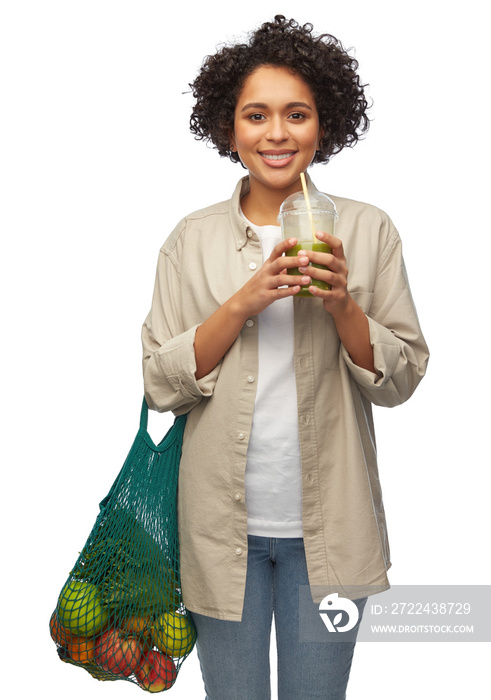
[{"x1": 49, "y1": 400, "x2": 196, "y2": 692}]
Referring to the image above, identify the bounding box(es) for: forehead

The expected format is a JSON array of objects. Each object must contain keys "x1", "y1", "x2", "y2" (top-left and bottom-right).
[{"x1": 236, "y1": 65, "x2": 315, "y2": 105}]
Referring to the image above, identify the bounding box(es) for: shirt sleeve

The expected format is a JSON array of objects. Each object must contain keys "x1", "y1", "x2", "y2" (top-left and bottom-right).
[
  {"x1": 141, "y1": 241, "x2": 221, "y2": 415},
  {"x1": 341, "y1": 226, "x2": 429, "y2": 407}
]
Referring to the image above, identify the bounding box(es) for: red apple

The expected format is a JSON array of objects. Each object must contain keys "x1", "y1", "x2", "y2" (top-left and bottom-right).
[
  {"x1": 136, "y1": 650, "x2": 177, "y2": 692},
  {"x1": 94, "y1": 628, "x2": 142, "y2": 677}
]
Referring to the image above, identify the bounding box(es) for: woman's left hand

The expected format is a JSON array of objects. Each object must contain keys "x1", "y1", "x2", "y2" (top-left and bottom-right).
[
  {"x1": 297, "y1": 231, "x2": 349, "y2": 317},
  {"x1": 298, "y1": 231, "x2": 376, "y2": 373}
]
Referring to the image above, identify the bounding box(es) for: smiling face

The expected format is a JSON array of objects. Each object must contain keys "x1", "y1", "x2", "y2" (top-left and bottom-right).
[{"x1": 231, "y1": 65, "x2": 323, "y2": 205}]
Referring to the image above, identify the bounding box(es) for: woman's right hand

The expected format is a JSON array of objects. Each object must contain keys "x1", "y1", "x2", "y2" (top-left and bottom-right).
[
  {"x1": 233, "y1": 237, "x2": 311, "y2": 317},
  {"x1": 194, "y1": 238, "x2": 309, "y2": 379}
]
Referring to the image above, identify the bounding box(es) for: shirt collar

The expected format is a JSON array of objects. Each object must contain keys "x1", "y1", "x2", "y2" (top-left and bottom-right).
[
  {"x1": 229, "y1": 177, "x2": 253, "y2": 251},
  {"x1": 228, "y1": 173, "x2": 319, "y2": 250}
]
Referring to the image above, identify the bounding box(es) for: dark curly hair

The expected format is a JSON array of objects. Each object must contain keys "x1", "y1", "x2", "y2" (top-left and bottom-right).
[{"x1": 189, "y1": 15, "x2": 370, "y2": 165}]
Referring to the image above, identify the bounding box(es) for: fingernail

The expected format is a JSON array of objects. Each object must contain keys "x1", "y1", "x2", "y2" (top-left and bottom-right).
[{"x1": 301, "y1": 276, "x2": 311, "y2": 284}]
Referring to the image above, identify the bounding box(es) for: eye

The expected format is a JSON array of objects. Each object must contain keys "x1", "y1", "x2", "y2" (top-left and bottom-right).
[
  {"x1": 288, "y1": 112, "x2": 305, "y2": 120},
  {"x1": 248, "y1": 113, "x2": 266, "y2": 121}
]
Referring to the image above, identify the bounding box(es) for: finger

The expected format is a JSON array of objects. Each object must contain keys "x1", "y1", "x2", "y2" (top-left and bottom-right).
[
  {"x1": 297, "y1": 250, "x2": 346, "y2": 275},
  {"x1": 306, "y1": 263, "x2": 347, "y2": 291},
  {"x1": 278, "y1": 273, "x2": 312, "y2": 287},
  {"x1": 264, "y1": 283, "x2": 304, "y2": 300},
  {"x1": 269, "y1": 237, "x2": 298, "y2": 261},
  {"x1": 301, "y1": 265, "x2": 332, "y2": 285},
  {"x1": 275, "y1": 285, "x2": 302, "y2": 298},
  {"x1": 272, "y1": 252, "x2": 310, "y2": 272},
  {"x1": 315, "y1": 231, "x2": 344, "y2": 257},
  {"x1": 308, "y1": 285, "x2": 332, "y2": 299},
  {"x1": 297, "y1": 250, "x2": 334, "y2": 267}
]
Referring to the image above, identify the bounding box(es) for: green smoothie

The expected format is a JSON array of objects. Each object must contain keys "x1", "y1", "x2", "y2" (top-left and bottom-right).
[{"x1": 286, "y1": 241, "x2": 331, "y2": 296}]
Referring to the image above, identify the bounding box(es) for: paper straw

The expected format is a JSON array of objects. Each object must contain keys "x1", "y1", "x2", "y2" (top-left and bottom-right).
[{"x1": 300, "y1": 172, "x2": 317, "y2": 244}]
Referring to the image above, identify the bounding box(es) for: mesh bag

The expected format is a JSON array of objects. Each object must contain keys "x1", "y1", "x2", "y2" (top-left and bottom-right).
[{"x1": 49, "y1": 399, "x2": 196, "y2": 692}]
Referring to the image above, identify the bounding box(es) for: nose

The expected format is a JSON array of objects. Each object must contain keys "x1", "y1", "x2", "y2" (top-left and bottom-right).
[{"x1": 266, "y1": 115, "x2": 288, "y2": 142}]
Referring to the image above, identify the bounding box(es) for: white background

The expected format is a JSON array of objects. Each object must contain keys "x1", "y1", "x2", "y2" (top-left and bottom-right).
[{"x1": 1, "y1": 1, "x2": 489, "y2": 698}]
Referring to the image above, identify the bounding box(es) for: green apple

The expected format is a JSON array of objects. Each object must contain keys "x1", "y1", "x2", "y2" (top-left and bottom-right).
[
  {"x1": 57, "y1": 580, "x2": 108, "y2": 636},
  {"x1": 152, "y1": 612, "x2": 196, "y2": 658}
]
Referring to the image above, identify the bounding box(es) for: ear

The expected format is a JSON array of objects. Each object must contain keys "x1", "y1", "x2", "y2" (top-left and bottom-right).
[
  {"x1": 317, "y1": 127, "x2": 325, "y2": 150},
  {"x1": 229, "y1": 129, "x2": 236, "y2": 152}
]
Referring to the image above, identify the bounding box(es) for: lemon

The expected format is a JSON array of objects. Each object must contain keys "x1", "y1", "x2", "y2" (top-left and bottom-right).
[{"x1": 152, "y1": 611, "x2": 196, "y2": 658}]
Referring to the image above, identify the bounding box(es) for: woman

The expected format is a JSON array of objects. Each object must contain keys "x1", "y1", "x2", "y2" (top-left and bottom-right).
[{"x1": 142, "y1": 16, "x2": 429, "y2": 700}]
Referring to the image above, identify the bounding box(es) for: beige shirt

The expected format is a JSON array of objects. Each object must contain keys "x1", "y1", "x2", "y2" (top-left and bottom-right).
[{"x1": 142, "y1": 176, "x2": 429, "y2": 621}]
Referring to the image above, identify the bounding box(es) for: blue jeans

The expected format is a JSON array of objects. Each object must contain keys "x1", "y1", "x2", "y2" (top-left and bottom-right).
[{"x1": 190, "y1": 536, "x2": 367, "y2": 700}]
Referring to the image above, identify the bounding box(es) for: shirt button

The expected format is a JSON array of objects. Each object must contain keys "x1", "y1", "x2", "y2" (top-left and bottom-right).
[
  {"x1": 247, "y1": 375, "x2": 255, "y2": 383},
  {"x1": 238, "y1": 239, "x2": 244, "y2": 246},
  {"x1": 246, "y1": 319, "x2": 254, "y2": 327},
  {"x1": 249, "y1": 262, "x2": 257, "y2": 270},
  {"x1": 235, "y1": 547, "x2": 243, "y2": 556},
  {"x1": 234, "y1": 492, "x2": 242, "y2": 501},
  {"x1": 247, "y1": 230, "x2": 253, "y2": 238},
  {"x1": 237, "y1": 432, "x2": 245, "y2": 440}
]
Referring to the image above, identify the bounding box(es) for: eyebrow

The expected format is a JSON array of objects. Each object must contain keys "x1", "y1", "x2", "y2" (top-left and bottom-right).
[{"x1": 240, "y1": 101, "x2": 314, "y2": 112}]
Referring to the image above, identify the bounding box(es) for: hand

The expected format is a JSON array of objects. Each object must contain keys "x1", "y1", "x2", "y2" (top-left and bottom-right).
[
  {"x1": 297, "y1": 231, "x2": 350, "y2": 317},
  {"x1": 195, "y1": 238, "x2": 311, "y2": 380},
  {"x1": 234, "y1": 237, "x2": 312, "y2": 317},
  {"x1": 298, "y1": 231, "x2": 375, "y2": 372}
]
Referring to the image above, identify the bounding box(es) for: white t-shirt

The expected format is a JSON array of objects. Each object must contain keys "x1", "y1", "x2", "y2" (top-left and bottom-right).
[{"x1": 243, "y1": 221, "x2": 303, "y2": 538}]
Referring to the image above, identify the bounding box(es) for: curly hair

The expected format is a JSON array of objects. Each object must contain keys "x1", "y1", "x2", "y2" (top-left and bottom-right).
[{"x1": 189, "y1": 15, "x2": 370, "y2": 165}]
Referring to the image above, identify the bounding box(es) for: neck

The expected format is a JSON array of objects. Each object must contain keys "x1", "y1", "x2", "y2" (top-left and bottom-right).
[{"x1": 240, "y1": 175, "x2": 303, "y2": 226}]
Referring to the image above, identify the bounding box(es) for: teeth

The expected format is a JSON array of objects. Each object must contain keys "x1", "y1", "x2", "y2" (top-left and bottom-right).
[{"x1": 262, "y1": 152, "x2": 294, "y2": 160}]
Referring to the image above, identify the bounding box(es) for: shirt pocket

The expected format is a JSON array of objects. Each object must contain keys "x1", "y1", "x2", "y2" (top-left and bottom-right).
[{"x1": 350, "y1": 290, "x2": 374, "y2": 315}]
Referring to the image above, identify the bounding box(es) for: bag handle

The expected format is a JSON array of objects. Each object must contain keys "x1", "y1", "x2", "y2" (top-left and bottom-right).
[
  {"x1": 99, "y1": 398, "x2": 186, "y2": 511},
  {"x1": 99, "y1": 398, "x2": 150, "y2": 511},
  {"x1": 140, "y1": 398, "x2": 187, "y2": 452},
  {"x1": 140, "y1": 396, "x2": 149, "y2": 431}
]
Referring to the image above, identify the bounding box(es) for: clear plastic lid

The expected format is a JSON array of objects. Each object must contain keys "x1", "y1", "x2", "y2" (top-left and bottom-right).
[{"x1": 278, "y1": 189, "x2": 338, "y2": 219}]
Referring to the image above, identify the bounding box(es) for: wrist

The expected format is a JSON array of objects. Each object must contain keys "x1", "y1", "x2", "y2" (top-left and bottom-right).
[
  {"x1": 328, "y1": 293, "x2": 356, "y2": 325},
  {"x1": 330, "y1": 295, "x2": 375, "y2": 373},
  {"x1": 228, "y1": 289, "x2": 256, "y2": 324}
]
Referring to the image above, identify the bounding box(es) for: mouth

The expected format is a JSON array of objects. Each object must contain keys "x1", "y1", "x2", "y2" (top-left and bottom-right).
[
  {"x1": 259, "y1": 150, "x2": 297, "y2": 167},
  {"x1": 261, "y1": 151, "x2": 296, "y2": 161}
]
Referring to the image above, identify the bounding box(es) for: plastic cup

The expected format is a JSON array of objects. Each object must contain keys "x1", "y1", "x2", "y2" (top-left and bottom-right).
[{"x1": 278, "y1": 189, "x2": 338, "y2": 297}]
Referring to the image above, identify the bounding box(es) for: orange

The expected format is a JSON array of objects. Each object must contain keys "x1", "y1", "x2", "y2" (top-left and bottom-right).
[
  {"x1": 120, "y1": 615, "x2": 150, "y2": 636},
  {"x1": 50, "y1": 611, "x2": 73, "y2": 647},
  {"x1": 68, "y1": 635, "x2": 95, "y2": 663},
  {"x1": 120, "y1": 615, "x2": 153, "y2": 652},
  {"x1": 50, "y1": 610, "x2": 96, "y2": 664}
]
